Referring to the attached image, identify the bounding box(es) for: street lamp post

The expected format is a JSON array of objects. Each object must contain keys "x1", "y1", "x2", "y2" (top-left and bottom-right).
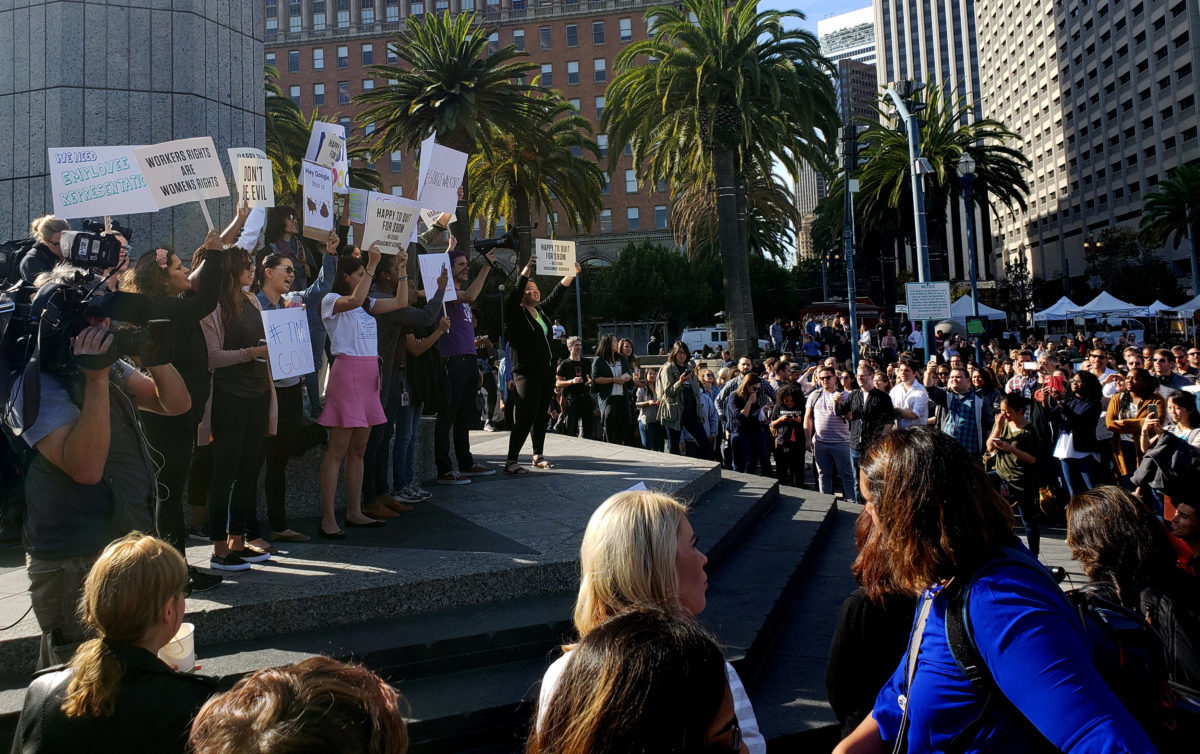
[
  {"x1": 497, "y1": 284, "x2": 506, "y2": 347},
  {"x1": 957, "y1": 153, "x2": 982, "y2": 366}
]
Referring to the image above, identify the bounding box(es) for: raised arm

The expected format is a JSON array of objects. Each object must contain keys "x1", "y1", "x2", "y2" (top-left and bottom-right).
[
  {"x1": 371, "y1": 249, "x2": 411, "y2": 315},
  {"x1": 460, "y1": 250, "x2": 497, "y2": 305},
  {"x1": 331, "y1": 244, "x2": 381, "y2": 314},
  {"x1": 219, "y1": 200, "x2": 252, "y2": 245}
]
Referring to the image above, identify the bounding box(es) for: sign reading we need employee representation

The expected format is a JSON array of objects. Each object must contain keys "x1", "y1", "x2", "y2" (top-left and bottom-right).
[
  {"x1": 131, "y1": 137, "x2": 229, "y2": 209},
  {"x1": 47, "y1": 146, "x2": 160, "y2": 218}
]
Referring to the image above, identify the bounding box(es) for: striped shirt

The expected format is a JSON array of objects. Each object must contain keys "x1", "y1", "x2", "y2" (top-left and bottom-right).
[{"x1": 807, "y1": 388, "x2": 850, "y2": 444}]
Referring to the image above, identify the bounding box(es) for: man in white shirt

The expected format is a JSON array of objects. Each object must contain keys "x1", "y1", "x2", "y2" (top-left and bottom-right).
[
  {"x1": 804, "y1": 366, "x2": 854, "y2": 499},
  {"x1": 889, "y1": 360, "x2": 929, "y2": 429}
]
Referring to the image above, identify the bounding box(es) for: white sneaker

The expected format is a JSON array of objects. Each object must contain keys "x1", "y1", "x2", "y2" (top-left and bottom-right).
[
  {"x1": 394, "y1": 486, "x2": 423, "y2": 504},
  {"x1": 411, "y1": 484, "x2": 432, "y2": 499}
]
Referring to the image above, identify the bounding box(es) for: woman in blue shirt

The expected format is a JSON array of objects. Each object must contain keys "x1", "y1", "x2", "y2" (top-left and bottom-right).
[{"x1": 834, "y1": 427, "x2": 1154, "y2": 754}]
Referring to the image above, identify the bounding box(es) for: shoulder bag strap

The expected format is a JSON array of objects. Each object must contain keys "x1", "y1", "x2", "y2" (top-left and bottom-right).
[{"x1": 892, "y1": 591, "x2": 935, "y2": 754}]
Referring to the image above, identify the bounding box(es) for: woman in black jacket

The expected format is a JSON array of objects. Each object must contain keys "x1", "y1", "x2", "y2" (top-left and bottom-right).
[
  {"x1": 1047, "y1": 369, "x2": 1104, "y2": 497},
  {"x1": 503, "y1": 257, "x2": 579, "y2": 475}
]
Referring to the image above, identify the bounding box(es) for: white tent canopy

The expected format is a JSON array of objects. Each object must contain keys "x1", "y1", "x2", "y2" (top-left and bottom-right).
[
  {"x1": 949, "y1": 295, "x2": 1007, "y2": 325},
  {"x1": 1147, "y1": 300, "x2": 1175, "y2": 315},
  {"x1": 1033, "y1": 296, "x2": 1079, "y2": 323},
  {"x1": 1173, "y1": 295, "x2": 1200, "y2": 317},
  {"x1": 1066, "y1": 292, "x2": 1149, "y2": 318}
]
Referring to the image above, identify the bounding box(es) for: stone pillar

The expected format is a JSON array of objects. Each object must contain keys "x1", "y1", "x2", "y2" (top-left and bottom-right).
[{"x1": 0, "y1": 0, "x2": 264, "y2": 255}]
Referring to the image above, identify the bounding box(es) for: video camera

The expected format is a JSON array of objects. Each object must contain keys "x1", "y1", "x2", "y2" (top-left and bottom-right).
[{"x1": 58, "y1": 218, "x2": 134, "y2": 272}]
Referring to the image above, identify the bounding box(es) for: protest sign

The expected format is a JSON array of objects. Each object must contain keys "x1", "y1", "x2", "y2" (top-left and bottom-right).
[
  {"x1": 534, "y1": 238, "x2": 576, "y2": 277},
  {"x1": 47, "y1": 146, "x2": 160, "y2": 219},
  {"x1": 305, "y1": 121, "x2": 349, "y2": 194},
  {"x1": 131, "y1": 137, "x2": 229, "y2": 210},
  {"x1": 416, "y1": 133, "x2": 467, "y2": 215},
  {"x1": 232, "y1": 157, "x2": 274, "y2": 208},
  {"x1": 348, "y1": 187, "x2": 369, "y2": 224},
  {"x1": 301, "y1": 161, "x2": 334, "y2": 242},
  {"x1": 419, "y1": 208, "x2": 455, "y2": 229},
  {"x1": 261, "y1": 307, "x2": 315, "y2": 378},
  {"x1": 362, "y1": 192, "x2": 420, "y2": 254},
  {"x1": 419, "y1": 252, "x2": 457, "y2": 303}
]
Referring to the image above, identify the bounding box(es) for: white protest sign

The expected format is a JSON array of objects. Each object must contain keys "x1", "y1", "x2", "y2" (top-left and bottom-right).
[
  {"x1": 348, "y1": 187, "x2": 369, "y2": 224},
  {"x1": 416, "y1": 133, "x2": 467, "y2": 215},
  {"x1": 420, "y1": 208, "x2": 455, "y2": 229},
  {"x1": 131, "y1": 137, "x2": 228, "y2": 209},
  {"x1": 301, "y1": 161, "x2": 334, "y2": 242},
  {"x1": 261, "y1": 306, "x2": 315, "y2": 378},
  {"x1": 232, "y1": 157, "x2": 274, "y2": 208},
  {"x1": 534, "y1": 238, "x2": 576, "y2": 277},
  {"x1": 904, "y1": 281, "x2": 952, "y2": 321},
  {"x1": 47, "y1": 146, "x2": 160, "y2": 219},
  {"x1": 362, "y1": 192, "x2": 420, "y2": 254},
  {"x1": 418, "y1": 252, "x2": 457, "y2": 303},
  {"x1": 305, "y1": 121, "x2": 349, "y2": 194}
]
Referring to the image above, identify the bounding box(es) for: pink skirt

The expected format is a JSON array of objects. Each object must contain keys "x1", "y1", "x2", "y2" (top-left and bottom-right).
[{"x1": 319, "y1": 355, "x2": 387, "y2": 428}]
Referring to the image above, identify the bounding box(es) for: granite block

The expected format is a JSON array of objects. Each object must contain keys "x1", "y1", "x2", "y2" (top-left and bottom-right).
[
  {"x1": 0, "y1": 95, "x2": 12, "y2": 179},
  {"x1": 11, "y1": 92, "x2": 28, "y2": 177},
  {"x1": 106, "y1": 5, "x2": 130, "y2": 90},
  {"x1": 26, "y1": 90, "x2": 45, "y2": 164},
  {"x1": 150, "y1": 90, "x2": 172, "y2": 143},
  {"x1": 45, "y1": 2, "x2": 84, "y2": 89},
  {"x1": 83, "y1": 87, "x2": 108, "y2": 146},
  {"x1": 82, "y1": 3, "x2": 108, "y2": 90},
  {"x1": 126, "y1": 8, "x2": 152, "y2": 90},
  {"x1": 126, "y1": 90, "x2": 152, "y2": 145},
  {"x1": 170, "y1": 11, "x2": 199, "y2": 95},
  {"x1": 45, "y1": 87, "x2": 84, "y2": 148},
  {"x1": 105, "y1": 89, "x2": 132, "y2": 147},
  {"x1": 0, "y1": 14, "x2": 13, "y2": 96},
  {"x1": 11, "y1": 6, "x2": 28, "y2": 94},
  {"x1": 27, "y1": 4, "x2": 44, "y2": 91},
  {"x1": 149, "y1": 9, "x2": 173, "y2": 91},
  {"x1": 11, "y1": 182, "x2": 29, "y2": 243}
]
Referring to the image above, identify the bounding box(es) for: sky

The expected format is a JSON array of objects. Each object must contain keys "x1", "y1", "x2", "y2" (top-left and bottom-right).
[{"x1": 761, "y1": 0, "x2": 874, "y2": 35}]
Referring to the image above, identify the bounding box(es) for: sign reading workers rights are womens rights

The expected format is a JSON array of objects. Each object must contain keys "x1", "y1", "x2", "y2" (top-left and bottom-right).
[{"x1": 131, "y1": 137, "x2": 229, "y2": 209}]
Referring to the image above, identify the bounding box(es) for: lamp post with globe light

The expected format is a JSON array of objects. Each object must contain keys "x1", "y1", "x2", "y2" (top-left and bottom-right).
[{"x1": 958, "y1": 152, "x2": 982, "y2": 365}]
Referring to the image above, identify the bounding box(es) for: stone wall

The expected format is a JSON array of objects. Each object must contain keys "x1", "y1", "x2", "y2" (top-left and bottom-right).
[{"x1": 0, "y1": 0, "x2": 264, "y2": 253}]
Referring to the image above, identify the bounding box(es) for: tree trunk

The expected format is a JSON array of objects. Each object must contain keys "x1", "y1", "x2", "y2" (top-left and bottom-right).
[
  {"x1": 735, "y1": 173, "x2": 748, "y2": 257},
  {"x1": 715, "y1": 148, "x2": 757, "y2": 357},
  {"x1": 452, "y1": 168, "x2": 472, "y2": 259},
  {"x1": 515, "y1": 190, "x2": 534, "y2": 271}
]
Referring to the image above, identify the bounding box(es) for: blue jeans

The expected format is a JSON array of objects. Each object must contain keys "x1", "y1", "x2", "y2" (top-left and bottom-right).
[
  {"x1": 303, "y1": 327, "x2": 328, "y2": 416},
  {"x1": 1058, "y1": 455, "x2": 1099, "y2": 499},
  {"x1": 849, "y1": 447, "x2": 863, "y2": 504},
  {"x1": 393, "y1": 398, "x2": 423, "y2": 489},
  {"x1": 731, "y1": 433, "x2": 765, "y2": 474},
  {"x1": 639, "y1": 421, "x2": 665, "y2": 452},
  {"x1": 813, "y1": 439, "x2": 854, "y2": 498}
]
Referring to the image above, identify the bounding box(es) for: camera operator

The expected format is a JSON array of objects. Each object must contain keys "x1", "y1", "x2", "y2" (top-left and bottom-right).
[
  {"x1": 20, "y1": 215, "x2": 70, "y2": 283},
  {"x1": 5, "y1": 267, "x2": 191, "y2": 669}
]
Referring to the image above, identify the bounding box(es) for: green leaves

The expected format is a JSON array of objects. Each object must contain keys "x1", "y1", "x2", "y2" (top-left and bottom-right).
[{"x1": 1140, "y1": 165, "x2": 1200, "y2": 249}]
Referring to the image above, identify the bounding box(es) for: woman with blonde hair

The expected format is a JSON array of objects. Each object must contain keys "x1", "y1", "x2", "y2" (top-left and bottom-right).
[
  {"x1": 12, "y1": 533, "x2": 219, "y2": 753},
  {"x1": 535, "y1": 490, "x2": 764, "y2": 753},
  {"x1": 19, "y1": 214, "x2": 70, "y2": 283}
]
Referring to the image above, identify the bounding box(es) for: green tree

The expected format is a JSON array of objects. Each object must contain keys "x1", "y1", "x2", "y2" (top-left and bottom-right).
[
  {"x1": 1140, "y1": 164, "x2": 1200, "y2": 286},
  {"x1": 996, "y1": 257, "x2": 1035, "y2": 326},
  {"x1": 603, "y1": 0, "x2": 837, "y2": 356},
  {"x1": 1076, "y1": 226, "x2": 1181, "y2": 304},
  {"x1": 356, "y1": 11, "x2": 554, "y2": 252},
  {"x1": 469, "y1": 94, "x2": 603, "y2": 264},
  {"x1": 856, "y1": 86, "x2": 1031, "y2": 281},
  {"x1": 670, "y1": 163, "x2": 800, "y2": 263}
]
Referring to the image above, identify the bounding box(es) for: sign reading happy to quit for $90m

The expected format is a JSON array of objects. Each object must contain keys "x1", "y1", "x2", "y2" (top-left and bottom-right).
[{"x1": 534, "y1": 239, "x2": 577, "y2": 277}]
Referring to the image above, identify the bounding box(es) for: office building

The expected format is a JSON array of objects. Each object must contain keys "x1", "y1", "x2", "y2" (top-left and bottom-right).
[
  {"x1": 263, "y1": 0, "x2": 674, "y2": 262},
  {"x1": 818, "y1": 6, "x2": 877, "y2": 66},
  {"x1": 977, "y1": 0, "x2": 1200, "y2": 285}
]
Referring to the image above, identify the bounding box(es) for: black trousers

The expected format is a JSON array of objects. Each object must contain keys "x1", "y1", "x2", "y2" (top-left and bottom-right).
[
  {"x1": 259, "y1": 382, "x2": 303, "y2": 531},
  {"x1": 775, "y1": 441, "x2": 806, "y2": 488},
  {"x1": 363, "y1": 370, "x2": 403, "y2": 504},
  {"x1": 208, "y1": 390, "x2": 268, "y2": 542},
  {"x1": 602, "y1": 395, "x2": 631, "y2": 445},
  {"x1": 564, "y1": 393, "x2": 594, "y2": 439},
  {"x1": 508, "y1": 368, "x2": 555, "y2": 461},
  {"x1": 141, "y1": 411, "x2": 195, "y2": 556}
]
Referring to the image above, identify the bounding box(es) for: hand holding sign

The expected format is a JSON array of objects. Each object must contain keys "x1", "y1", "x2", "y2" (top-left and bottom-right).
[
  {"x1": 534, "y1": 239, "x2": 577, "y2": 277},
  {"x1": 419, "y1": 253, "x2": 457, "y2": 303},
  {"x1": 260, "y1": 307, "x2": 315, "y2": 378},
  {"x1": 301, "y1": 161, "x2": 335, "y2": 241},
  {"x1": 416, "y1": 133, "x2": 467, "y2": 215},
  {"x1": 233, "y1": 156, "x2": 274, "y2": 207}
]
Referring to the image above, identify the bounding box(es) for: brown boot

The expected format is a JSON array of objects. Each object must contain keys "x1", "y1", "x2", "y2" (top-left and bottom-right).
[
  {"x1": 362, "y1": 502, "x2": 399, "y2": 520},
  {"x1": 380, "y1": 494, "x2": 413, "y2": 513}
]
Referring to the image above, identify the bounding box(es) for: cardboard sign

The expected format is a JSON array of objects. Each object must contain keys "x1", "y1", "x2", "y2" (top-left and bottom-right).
[
  {"x1": 131, "y1": 137, "x2": 229, "y2": 209},
  {"x1": 362, "y1": 192, "x2": 420, "y2": 254},
  {"x1": 305, "y1": 121, "x2": 349, "y2": 194},
  {"x1": 416, "y1": 133, "x2": 467, "y2": 215},
  {"x1": 301, "y1": 161, "x2": 334, "y2": 241},
  {"x1": 47, "y1": 146, "x2": 160, "y2": 218},
  {"x1": 261, "y1": 306, "x2": 315, "y2": 378},
  {"x1": 233, "y1": 157, "x2": 274, "y2": 207},
  {"x1": 418, "y1": 252, "x2": 457, "y2": 303},
  {"x1": 348, "y1": 187, "x2": 369, "y2": 224},
  {"x1": 420, "y1": 208, "x2": 455, "y2": 229},
  {"x1": 534, "y1": 238, "x2": 576, "y2": 277}
]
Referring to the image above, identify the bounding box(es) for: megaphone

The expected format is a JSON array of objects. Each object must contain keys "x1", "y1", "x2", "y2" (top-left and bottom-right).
[{"x1": 472, "y1": 227, "x2": 519, "y2": 274}]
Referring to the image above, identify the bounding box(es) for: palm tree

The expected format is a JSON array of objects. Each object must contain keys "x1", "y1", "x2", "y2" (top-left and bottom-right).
[
  {"x1": 1140, "y1": 164, "x2": 1200, "y2": 287},
  {"x1": 855, "y1": 86, "x2": 1031, "y2": 281},
  {"x1": 469, "y1": 95, "x2": 604, "y2": 265},
  {"x1": 356, "y1": 11, "x2": 555, "y2": 252},
  {"x1": 603, "y1": 0, "x2": 837, "y2": 357}
]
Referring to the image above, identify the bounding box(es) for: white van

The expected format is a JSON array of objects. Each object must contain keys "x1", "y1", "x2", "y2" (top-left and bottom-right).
[{"x1": 680, "y1": 326, "x2": 769, "y2": 354}]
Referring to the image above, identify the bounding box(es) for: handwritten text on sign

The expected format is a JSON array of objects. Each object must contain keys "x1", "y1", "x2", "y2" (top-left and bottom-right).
[
  {"x1": 534, "y1": 238, "x2": 577, "y2": 276},
  {"x1": 416, "y1": 133, "x2": 467, "y2": 215},
  {"x1": 305, "y1": 121, "x2": 349, "y2": 194},
  {"x1": 261, "y1": 307, "x2": 316, "y2": 377},
  {"x1": 363, "y1": 192, "x2": 420, "y2": 254},
  {"x1": 47, "y1": 146, "x2": 160, "y2": 218},
  {"x1": 233, "y1": 157, "x2": 275, "y2": 207},
  {"x1": 131, "y1": 137, "x2": 229, "y2": 209},
  {"x1": 301, "y1": 161, "x2": 334, "y2": 241}
]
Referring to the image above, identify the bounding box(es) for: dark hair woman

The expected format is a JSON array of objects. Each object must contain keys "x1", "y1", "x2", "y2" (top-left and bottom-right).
[
  {"x1": 729, "y1": 373, "x2": 766, "y2": 474},
  {"x1": 655, "y1": 341, "x2": 713, "y2": 460},
  {"x1": 1068, "y1": 485, "x2": 1200, "y2": 689},
  {"x1": 200, "y1": 247, "x2": 277, "y2": 572},
  {"x1": 262, "y1": 207, "x2": 313, "y2": 291},
  {"x1": 591, "y1": 334, "x2": 634, "y2": 445},
  {"x1": 1106, "y1": 366, "x2": 1166, "y2": 487},
  {"x1": 833, "y1": 428, "x2": 1153, "y2": 753},
  {"x1": 1046, "y1": 368, "x2": 1103, "y2": 498},
  {"x1": 12, "y1": 533, "x2": 219, "y2": 753},
  {"x1": 502, "y1": 256, "x2": 580, "y2": 474}
]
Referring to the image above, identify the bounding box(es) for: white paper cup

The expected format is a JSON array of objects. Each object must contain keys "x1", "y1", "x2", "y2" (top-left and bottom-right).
[{"x1": 157, "y1": 622, "x2": 196, "y2": 673}]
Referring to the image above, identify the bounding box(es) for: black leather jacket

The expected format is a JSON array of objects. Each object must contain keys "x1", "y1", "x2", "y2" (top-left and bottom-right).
[{"x1": 11, "y1": 642, "x2": 219, "y2": 754}]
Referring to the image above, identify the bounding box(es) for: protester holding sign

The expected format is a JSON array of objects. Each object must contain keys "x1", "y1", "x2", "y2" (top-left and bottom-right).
[
  {"x1": 502, "y1": 258, "x2": 581, "y2": 475},
  {"x1": 253, "y1": 230, "x2": 341, "y2": 544},
  {"x1": 316, "y1": 244, "x2": 411, "y2": 539}
]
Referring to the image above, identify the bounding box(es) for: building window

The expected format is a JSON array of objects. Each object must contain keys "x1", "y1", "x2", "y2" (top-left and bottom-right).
[
  {"x1": 337, "y1": 45, "x2": 349, "y2": 68},
  {"x1": 599, "y1": 209, "x2": 612, "y2": 233},
  {"x1": 625, "y1": 169, "x2": 636, "y2": 193},
  {"x1": 363, "y1": 78, "x2": 374, "y2": 91},
  {"x1": 288, "y1": 49, "x2": 300, "y2": 73},
  {"x1": 513, "y1": 29, "x2": 525, "y2": 51},
  {"x1": 619, "y1": 17, "x2": 632, "y2": 42},
  {"x1": 386, "y1": 44, "x2": 397, "y2": 64},
  {"x1": 265, "y1": 52, "x2": 276, "y2": 68},
  {"x1": 627, "y1": 207, "x2": 639, "y2": 231},
  {"x1": 595, "y1": 95, "x2": 605, "y2": 119},
  {"x1": 362, "y1": 5, "x2": 375, "y2": 24},
  {"x1": 600, "y1": 174, "x2": 610, "y2": 195},
  {"x1": 312, "y1": 0, "x2": 326, "y2": 30},
  {"x1": 338, "y1": 81, "x2": 350, "y2": 104},
  {"x1": 594, "y1": 58, "x2": 606, "y2": 83},
  {"x1": 411, "y1": 1, "x2": 424, "y2": 16},
  {"x1": 567, "y1": 60, "x2": 579, "y2": 85},
  {"x1": 593, "y1": 21, "x2": 605, "y2": 44},
  {"x1": 313, "y1": 83, "x2": 325, "y2": 106},
  {"x1": 566, "y1": 24, "x2": 578, "y2": 47},
  {"x1": 289, "y1": 1, "x2": 301, "y2": 32},
  {"x1": 540, "y1": 26, "x2": 552, "y2": 50},
  {"x1": 289, "y1": 85, "x2": 301, "y2": 105},
  {"x1": 541, "y1": 63, "x2": 553, "y2": 86},
  {"x1": 390, "y1": 150, "x2": 403, "y2": 172},
  {"x1": 597, "y1": 134, "x2": 608, "y2": 158},
  {"x1": 386, "y1": 2, "x2": 399, "y2": 22},
  {"x1": 654, "y1": 205, "x2": 667, "y2": 230},
  {"x1": 568, "y1": 97, "x2": 580, "y2": 111},
  {"x1": 460, "y1": 0, "x2": 473, "y2": 11},
  {"x1": 339, "y1": 116, "x2": 352, "y2": 132},
  {"x1": 435, "y1": 0, "x2": 449, "y2": 12},
  {"x1": 312, "y1": 48, "x2": 324, "y2": 70},
  {"x1": 267, "y1": 16, "x2": 278, "y2": 33},
  {"x1": 362, "y1": 43, "x2": 373, "y2": 66},
  {"x1": 488, "y1": 31, "x2": 499, "y2": 53}
]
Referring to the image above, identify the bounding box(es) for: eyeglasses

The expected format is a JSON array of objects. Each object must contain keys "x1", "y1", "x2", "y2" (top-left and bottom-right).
[
  {"x1": 938, "y1": 370, "x2": 949, "y2": 376},
  {"x1": 286, "y1": 215, "x2": 298, "y2": 222},
  {"x1": 1189, "y1": 352, "x2": 1200, "y2": 358},
  {"x1": 819, "y1": 375, "x2": 836, "y2": 380},
  {"x1": 273, "y1": 265, "x2": 296, "y2": 275},
  {"x1": 1090, "y1": 353, "x2": 1104, "y2": 358}
]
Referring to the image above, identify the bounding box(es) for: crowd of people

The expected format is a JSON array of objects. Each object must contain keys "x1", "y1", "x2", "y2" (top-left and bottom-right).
[{"x1": 4, "y1": 203, "x2": 1200, "y2": 752}]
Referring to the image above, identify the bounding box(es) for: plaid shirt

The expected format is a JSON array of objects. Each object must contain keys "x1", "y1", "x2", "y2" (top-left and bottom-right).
[{"x1": 945, "y1": 391, "x2": 981, "y2": 455}]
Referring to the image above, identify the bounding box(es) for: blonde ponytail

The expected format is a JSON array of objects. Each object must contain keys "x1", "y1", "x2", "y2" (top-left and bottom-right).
[
  {"x1": 29, "y1": 215, "x2": 69, "y2": 245},
  {"x1": 62, "y1": 639, "x2": 124, "y2": 718}
]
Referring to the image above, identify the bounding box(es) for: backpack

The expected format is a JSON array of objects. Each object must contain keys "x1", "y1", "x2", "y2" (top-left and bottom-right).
[
  {"x1": 944, "y1": 547, "x2": 1200, "y2": 753},
  {"x1": 0, "y1": 238, "x2": 37, "y2": 286}
]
